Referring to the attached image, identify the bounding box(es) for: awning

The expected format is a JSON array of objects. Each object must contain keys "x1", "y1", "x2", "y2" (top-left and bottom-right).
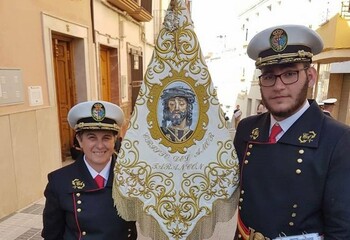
[{"x1": 313, "y1": 13, "x2": 350, "y2": 64}]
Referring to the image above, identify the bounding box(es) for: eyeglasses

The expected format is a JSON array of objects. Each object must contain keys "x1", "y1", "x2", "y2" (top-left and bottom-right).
[{"x1": 258, "y1": 67, "x2": 309, "y2": 87}]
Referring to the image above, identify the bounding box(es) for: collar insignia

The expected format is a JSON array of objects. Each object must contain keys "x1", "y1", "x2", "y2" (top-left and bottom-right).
[
  {"x1": 298, "y1": 131, "x2": 316, "y2": 143},
  {"x1": 270, "y1": 28, "x2": 288, "y2": 53},
  {"x1": 250, "y1": 128, "x2": 259, "y2": 140},
  {"x1": 91, "y1": 102, "x2": 105, "y2": 122},
  {"x1": 72, "y1": 179, "x2": 85, "y2": 189}
]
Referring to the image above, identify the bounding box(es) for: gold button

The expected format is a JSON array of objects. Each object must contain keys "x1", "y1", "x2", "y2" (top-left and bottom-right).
[
  {"x1": 293, "y1": 204, "x2": 298, "y2": 208},
  {"x1": 291, "y1": 213, "x2": 296, "y2": 217},
  {"x1": 296, "y1": 169, "x2": 302, "y2": 174},
  {"x1": 244, "y1": 160, "x2": 249, "y2": 164},
  {"x1": 297, "y1": 158, "x2": 303, "y2": 163},
  {"x1": 299, "y1": 149, "x2": 304, "y2": 154},
  {"x1": 77, "y1": 208, "x2": 81, "y2": 212},
  {"x1": 128, "y1": 234, "x2": 131, "y2": 237},
  {"x1": 128, "y1": 228, "x2": 131, "y2": 232},
  {"x1": 77, "y1": 200, "x2": 82, "y2": 204},
  {"x1": 82, "y1": 231, "x2": 86, "y2": 235},
  {"x1": 248, "y1": 144, "x2": 253, "y2": 149},
  {"x1": 76, "y1": 193, "x2": 81, "y2": 197},
  {"x1": 239, "y1": 206, "x2": 242, "y2": 210},
  {"x1": 289, "y1": 222, "x2": 294, "y2": 226},
  {"x1": 241, "y1": 190, "x2": 245, "y2": 194},
  {"x1": 239, "y1": 198, "x2": 243, "y2": 202},
  {"x1": 246, "y1": 152, "x2": 251, "y2": 156}
]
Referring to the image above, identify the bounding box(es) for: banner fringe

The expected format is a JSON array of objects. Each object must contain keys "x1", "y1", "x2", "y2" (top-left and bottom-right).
[{"x1": 113, "y1": 177, "x2": 240, "y2": 240}]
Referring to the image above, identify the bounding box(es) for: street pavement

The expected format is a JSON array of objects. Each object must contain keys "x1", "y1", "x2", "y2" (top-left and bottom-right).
[{"x1": 0, "y1": 197, "x2": 236, "y2": 240}]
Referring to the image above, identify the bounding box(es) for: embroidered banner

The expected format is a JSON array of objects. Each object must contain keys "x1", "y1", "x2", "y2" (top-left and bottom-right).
[{"x1": 113, "y1": 0, "x2": 239, "y2": 239}]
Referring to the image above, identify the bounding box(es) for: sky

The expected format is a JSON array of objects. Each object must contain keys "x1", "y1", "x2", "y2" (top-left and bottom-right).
[
  {"x1": 190, "y1": 0, "x2": 247, "y2": 117},
  {"x1": 191, "y1": 0, "x2": 241, "y2": 56}
]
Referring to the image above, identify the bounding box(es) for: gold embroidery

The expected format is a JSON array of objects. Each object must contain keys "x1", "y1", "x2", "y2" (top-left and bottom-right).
[
  {"x1": 114, "y1": 139, "x2": 239, "y2": 239},
  {"x1": 113, "y1": 1, "x2": 240, "y2": 238},
  {"x1": 72, "y1": 179, "x2": 85, "y2": 189},
  {"x1": 298, "y1": 131, "x2": 316, "y2": 143},
  {"x1": 250, "y1": 128, "x2": 259, "y2": 140}
]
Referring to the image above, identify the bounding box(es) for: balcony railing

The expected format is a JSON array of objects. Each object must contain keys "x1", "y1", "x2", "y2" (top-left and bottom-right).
[
  {"x1": 341, "y1": 0, "x2": 350, "y2": 19},
  {"x1": 107, "y1": 0, "x2": 152, "y2": 22}
]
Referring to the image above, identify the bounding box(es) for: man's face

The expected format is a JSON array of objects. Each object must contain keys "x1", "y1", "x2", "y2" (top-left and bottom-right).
[
  {"x1": 167, "y1": 96, "x2": 188, "y2": 126},
  {"x1": 260, "y1": 63, "x2": 316, "y2": 120},
  {"x1": 324, "y1": 104, "x2": 334, "y2": 112},
  {"x1": 77, "y1": 130, "x2": 116, "y2": 171}
]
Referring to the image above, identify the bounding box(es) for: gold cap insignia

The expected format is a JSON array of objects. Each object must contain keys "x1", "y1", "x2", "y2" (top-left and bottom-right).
[
  {"x1": 72, "y1": 179, "x2": 85, "y2": 189},
  {"x1": 298, "y1": 131, "x2": 316, "y2": 143}
]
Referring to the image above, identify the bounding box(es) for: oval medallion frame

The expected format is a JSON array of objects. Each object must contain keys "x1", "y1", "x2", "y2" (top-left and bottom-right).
[{"x1": 147, "y1": 70, "x2": 209, "y2": 153}]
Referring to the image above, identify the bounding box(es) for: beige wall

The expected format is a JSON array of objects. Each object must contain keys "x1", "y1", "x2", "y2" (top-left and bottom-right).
[
  {"x1": 328, "y1": 74, "x2": 343, "y2": 119},
  {"x1": 339, "y1": 73, "x2": 350, "y2": 125},
  {"x1": 0, "y1": 0, "x2": 91, "y2": 218},
  {"x1": 0, "y1": 0, "x2": 161, "y2": 219},
  {"x1": 0, "y1": 0, "x2": 91, "y2": 114},
  {"x1": 323, "y1": 73, "x2": 350, "y2": 123},
  {"x1": 0, "y1": 116, "x2": 18, "y2": 217},
  {"x1": 0, "y1": 108, "x2": 61, "y2": 217}
]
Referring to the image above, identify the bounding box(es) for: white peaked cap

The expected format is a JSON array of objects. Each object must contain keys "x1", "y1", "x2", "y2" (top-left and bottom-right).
[{"x1": 67, "y1": 100, "x2": 124, "y2": 132}]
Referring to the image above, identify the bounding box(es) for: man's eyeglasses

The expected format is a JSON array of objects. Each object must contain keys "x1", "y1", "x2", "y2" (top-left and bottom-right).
[{"x1": 258, "y1": 67, "x2": 309, "y2": 87}]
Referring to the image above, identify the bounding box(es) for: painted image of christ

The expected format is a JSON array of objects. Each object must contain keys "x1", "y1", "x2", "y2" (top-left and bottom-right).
[{"x1": 160, "y1": 85, "x2": 196, "y2": 142}]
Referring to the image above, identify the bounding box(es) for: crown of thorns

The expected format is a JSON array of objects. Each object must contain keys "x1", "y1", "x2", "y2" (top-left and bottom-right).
[{"x1": 161, "y1": 86, "x2": 195, "y2": 104}]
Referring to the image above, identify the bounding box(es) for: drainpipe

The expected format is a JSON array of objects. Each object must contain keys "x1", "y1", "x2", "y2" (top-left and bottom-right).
[{"x1": 91, "y1": 0, "x2": 96, "y2": 44}]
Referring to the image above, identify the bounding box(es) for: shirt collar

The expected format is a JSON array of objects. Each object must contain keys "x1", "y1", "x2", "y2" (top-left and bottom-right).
[
  {"x1": 270, "y1": 100, "x2": 310, "y2": 133},
  {"x1": 83, "y1": 156, "x2": 112, "y2": 180}
]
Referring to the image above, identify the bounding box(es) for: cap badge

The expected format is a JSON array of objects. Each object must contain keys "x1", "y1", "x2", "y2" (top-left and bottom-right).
[
  {"x1": 298, "y1": 131, "x2": 316, "y2": 143},
  {"x1": 91, "y1": 102, "x2": 106, "y2": 122},
  {"x1": 250, "y1": 128, "x2": 259, "y2": 140},
  {"x1": 270, "y1": 28, "x2": 288, "y2": 53},
  {"x1": 72, "y1": 179, "x2": 85, "y2": 189}
]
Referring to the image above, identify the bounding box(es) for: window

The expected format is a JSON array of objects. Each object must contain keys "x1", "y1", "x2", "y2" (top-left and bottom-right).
[{"x1": 141, "y1": 0, "x2": 152, "y2": 14}]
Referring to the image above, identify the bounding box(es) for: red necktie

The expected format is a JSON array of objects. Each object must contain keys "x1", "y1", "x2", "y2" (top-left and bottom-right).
[
  {"x1": 269, "y1": 123, "x2": 282, "y2": 143},
  {"x1": 94, "y1": 175, "x2": 105, "y2": 188}
]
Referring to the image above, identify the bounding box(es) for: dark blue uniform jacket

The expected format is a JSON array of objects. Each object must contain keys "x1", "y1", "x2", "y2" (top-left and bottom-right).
[
  {"x1": 42, "y1": 155, "x2": 137, "y2": 240},
  {"x1": 234, "y1": 100, "x2": 350, "y2": 239}
]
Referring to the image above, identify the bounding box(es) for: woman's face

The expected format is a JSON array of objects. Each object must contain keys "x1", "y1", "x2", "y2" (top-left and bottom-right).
[{"x1": 77, "y1": 130, "x2": 116, "y2": 172}]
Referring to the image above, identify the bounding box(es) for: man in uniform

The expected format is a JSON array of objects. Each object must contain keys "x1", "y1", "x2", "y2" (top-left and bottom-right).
[
  {"x1": 42, "y1": 100, "x2": 137, "y2": 239},
  {"x1": 322, "y1": 98, "x2": 337, "y2": 117},
  {"x1": 160, "y1": 86, "x2": 195, "y2": 142},
  {"x1": 234, "y1": 25, "x2": 350, "y2": 239}
]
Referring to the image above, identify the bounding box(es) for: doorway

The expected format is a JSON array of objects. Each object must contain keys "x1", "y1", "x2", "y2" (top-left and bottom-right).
[
  {"x1": 99, "y1": 45, "x2": 120, "y2": 104},
  {"x1": 52, "y1": 34, "x2": 77, "y2": 161},
  {"x1": 129, "y1": 50, "x2": 143, "y2": 115}
]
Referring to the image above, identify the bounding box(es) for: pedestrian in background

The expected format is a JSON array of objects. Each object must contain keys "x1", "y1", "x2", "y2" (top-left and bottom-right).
[
  {"x1": 322, "y1": 97, "x2": 337, "y2": 117},
  {"x1": 256, "y1": 102, "x2": 267, "y2": 115},
  {"x1": 69, "y1": 136, "x2": 82, "y2": 160},
  {"x1": 42, "y1": 100, "x2": 137, "y2": 239},
  {"x1": 234, "y1": 25, "x2": 350, "y2": 239},
  {"x1": 232, "y1": 104, "x2": 242, "y2": 129}
]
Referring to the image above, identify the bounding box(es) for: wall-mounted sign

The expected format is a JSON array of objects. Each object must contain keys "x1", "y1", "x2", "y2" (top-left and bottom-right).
[
  {"x1": 0, "y1": 68, "x2": 24, "y2": 106},
  {"x1": 28, "y1": 86, "x2": 43, "y2": 106}
]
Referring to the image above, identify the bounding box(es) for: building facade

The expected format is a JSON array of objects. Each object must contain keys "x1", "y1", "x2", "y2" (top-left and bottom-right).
[
  {"x1": 234, "y1": 0, "x2": 350, "y2": 123},
  {"x1": 0, "y1": 0, "x2": 176, "y2": 219}
]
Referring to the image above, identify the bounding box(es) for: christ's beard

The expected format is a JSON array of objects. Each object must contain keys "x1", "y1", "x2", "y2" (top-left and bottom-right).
[{"x1": 170, "y1": 111, "x2": 187, "y2": 126}]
